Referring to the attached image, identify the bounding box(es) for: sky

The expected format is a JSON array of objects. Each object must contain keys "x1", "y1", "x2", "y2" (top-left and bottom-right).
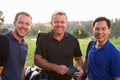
[{"x1": 0, "y1": 0, "x2": 120, "y2": 23}]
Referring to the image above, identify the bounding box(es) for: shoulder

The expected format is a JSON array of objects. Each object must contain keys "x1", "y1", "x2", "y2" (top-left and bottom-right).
[
  {"x1": 107, "y1": 41, "x2": 120, "y2": 56},
  {"x1": 37, "y1": 32, "x2": 49, "y2": 40},
  {"x1": 0, "y1": 34, "x2": 7, "y2": 40},
  {"x1": 36, "y1": 32, "x2": 49, "y2": 44},
  {"x1": 4, "y1": 32, "x2": 12, "y2": 40},
  {"x1": 66, "y1": 32, "x2": 77, "y2": 40},
  {"x1": 37, "y1": 32, "x2": 49, "y2": 38},
  {"x1": 65, "y1": 32, "x2": 80, "y2": 46},
  {"x1": 0, "y1": 34, "x2": 9, "y2": 44}
]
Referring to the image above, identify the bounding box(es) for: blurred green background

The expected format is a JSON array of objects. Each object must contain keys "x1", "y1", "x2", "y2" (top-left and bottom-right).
[{"x1": 25, "y1": 39, "x2": 120, "y2": 66}]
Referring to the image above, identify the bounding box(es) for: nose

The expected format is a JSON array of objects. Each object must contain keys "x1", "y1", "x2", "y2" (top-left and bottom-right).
[
  {"x1": 97, "y1": 29, "x2": 103, "y2": 34},
  {"x1": 21, "y1": 23, "x2": 28, "y2": 28},
  {"x1": 58, "y1": 23, "x2": 62, "y2": 26}
]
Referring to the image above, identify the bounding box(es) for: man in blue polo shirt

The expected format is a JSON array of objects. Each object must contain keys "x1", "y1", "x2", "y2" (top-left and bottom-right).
[
  {"x1": 1, "y1": 11, "x2": 32, "y2": 80},
  {"x1": 84, "y1": 17, "x2": 120, "y2": 80}
]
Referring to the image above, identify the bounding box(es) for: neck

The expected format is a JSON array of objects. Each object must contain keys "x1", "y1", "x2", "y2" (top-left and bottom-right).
[
  {"x1": 95, "y1": 40, "x2": 107, "y2": 48},
  {"x1": 12, "y1": 31, "x2": 23, "y2": 43},
  {"x1": 54, "y1": 33, "x2": 64, "y2": 41}
]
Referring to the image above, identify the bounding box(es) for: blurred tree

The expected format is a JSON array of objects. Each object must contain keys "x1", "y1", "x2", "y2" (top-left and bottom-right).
[
  {"x1": 0, "y1": 28, "x2": 9, "y2": 34},
  {"x1": 73, "y1": 27, "x2": 90, "y2": 39}
]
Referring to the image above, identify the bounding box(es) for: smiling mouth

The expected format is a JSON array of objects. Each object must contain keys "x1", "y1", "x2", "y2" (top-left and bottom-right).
[{"x1": 21, "y1": 29, "x2": 26, "y2": 32}]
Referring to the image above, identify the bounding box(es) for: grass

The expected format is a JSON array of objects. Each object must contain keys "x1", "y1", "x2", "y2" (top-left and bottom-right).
[
  {"x1": 25, "y1": 39, "x2": 36, "y2": 66},
  {"x1": 25, "y1": 38, "x2": 120, "y2": 66},
  {"x1": 110, "y1": 38, "x2": 120, "y2": 49}
]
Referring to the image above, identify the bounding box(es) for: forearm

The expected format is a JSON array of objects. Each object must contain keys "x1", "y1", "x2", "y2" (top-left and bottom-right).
[
  {"x1": 34, "y1": 54, "x2": 58, "y2": 71},
  {"x1": 83, "y1": 59, "x2": 87, "y2": 73},
  {"x1": 75, "y1": 57, "x2": 83, "y2": 68},
  {"x1": 114, "y1": 77, "x2": 120, "y2": 80},
  {"x1": 74, "y1": 57, "x2": 84, "y2": 78},
  {"x1": 22, "y1": 66, "x2": 25, "y2": 80}
]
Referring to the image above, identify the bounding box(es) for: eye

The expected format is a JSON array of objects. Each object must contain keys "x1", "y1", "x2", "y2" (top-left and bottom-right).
[
  {"x1": 61, "y1": 21, "x2": 65, "y2": 24},
  {"x1": 95, "y1": 27, "x2": 99, "y2": 31},
  {"x1": 102, "y1": 27, "x2": 108, "y2": 31},
  {"x1": 18, "y1": 21, "x2": 24, "y2": 25},
  {"x1": 25, "y1": 23, "x2": 30, "y2": 26},
  {"x1": 54, "y1": 21, "x2": 59, "y2": 24}
]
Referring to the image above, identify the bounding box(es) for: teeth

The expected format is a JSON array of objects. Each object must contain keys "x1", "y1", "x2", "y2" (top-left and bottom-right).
[
  {"x1": 57, "y1": 28, "x2": 61, "y2": 30},
  {"x1": 21, "y1": 29, "x2": 25, "y2": 33}
]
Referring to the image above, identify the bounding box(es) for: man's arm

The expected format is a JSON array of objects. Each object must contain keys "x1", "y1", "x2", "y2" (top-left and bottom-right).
[
  {"x1": 22, "y1": 66, "x2": 26, "y2": 80},
  {"x1": 83, "y1": 59, "x2": 87, "y2": 73},
  {"x1": 81, "y1": 59, "x2": 88, "y2": 80},
  {"x1": 34, "y1": 54, "x2": 69, "y2": 75},
  {"x1": 75, "y1": 57, "x2": 83, "y2": 68},
  {"x1": 114, "y1": 77, "x2": 120, "y2": 80},
  {"x1": 74, "y1": 57, "x2": 84, "y2": 77}
]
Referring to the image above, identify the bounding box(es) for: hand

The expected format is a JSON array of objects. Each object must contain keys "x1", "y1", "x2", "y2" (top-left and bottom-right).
[
  {"x1": 55, "y1": 65, "x2": 69, "y2": 75},
  {"x1": 74, "y1": 66, "x2": 83, "y2": 77},
  {"x1": 73, "y1": 70, "x2": 83, "y2": 80}
]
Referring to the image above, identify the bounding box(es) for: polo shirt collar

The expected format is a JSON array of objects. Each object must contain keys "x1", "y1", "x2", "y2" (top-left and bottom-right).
[
  {"x1": 8, "y1": 31, "x2": 25, "y2": 43},
  {"x1": 101, "y1": 40, "x2": 110, "y2": 49},
  {"x1": 48, "y1": 30, "x2": 69, "y2": 40},
  {"x1": 93, "y1": 40, "x2": 110, "y2": 50}
]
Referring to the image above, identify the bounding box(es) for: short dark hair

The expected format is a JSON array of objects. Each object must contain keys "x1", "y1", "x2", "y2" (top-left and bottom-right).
[
  {"x1": 92, "y1": 17, "x2": 111, "y2": 29},
  {"x1": 51, "y1": 10, "x2": 67, "y2": 21},
  {"x1": 14, "y1": 11, "x2": 32, "y2": 21}
]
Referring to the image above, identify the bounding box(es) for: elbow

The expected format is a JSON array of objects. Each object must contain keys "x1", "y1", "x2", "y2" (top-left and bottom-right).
[
  {"x1": 34, "y1": 54, "x2": 43, "y2": 68},
  {"x1": 34, "y1": 54, "x2": 39, "y2": 66},
  {"x1": 34, "y1": 58, "x2": 37, "y2": 65}
]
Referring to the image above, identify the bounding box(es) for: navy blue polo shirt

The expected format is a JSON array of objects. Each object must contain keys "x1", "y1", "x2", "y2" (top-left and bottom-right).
[
  {"x1": 86, "y1": 40, "x2": 120, "y2": 80},
  {"x1": 1, "y1": 32, "x2": 28, "y2": 80},
  {"x1": 35, "y1": 31, "x2": 82, "y2": 80}
]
